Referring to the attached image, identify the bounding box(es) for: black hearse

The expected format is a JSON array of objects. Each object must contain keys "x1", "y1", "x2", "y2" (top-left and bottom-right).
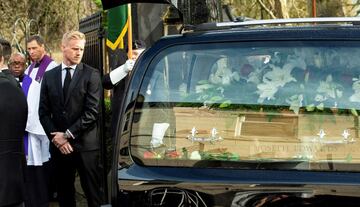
[{"x1": 104, "y1": 11, "x2": 360, "y2": 207}]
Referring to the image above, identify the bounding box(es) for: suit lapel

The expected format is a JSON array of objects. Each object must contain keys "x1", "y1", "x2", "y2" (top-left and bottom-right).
[
  {"x1": 54, "y1": 66, "x2": 65, "y2": 105},
  {"x1": 65, "y1": 63, "x2": 83, "y2": 104}
]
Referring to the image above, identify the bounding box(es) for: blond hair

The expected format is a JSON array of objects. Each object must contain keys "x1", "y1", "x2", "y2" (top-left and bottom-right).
[{"x1": 62, "y1": 31, "x2": 86, "y2": 45}]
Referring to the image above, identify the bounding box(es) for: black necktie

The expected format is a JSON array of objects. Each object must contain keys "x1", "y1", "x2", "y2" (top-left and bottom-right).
[{"x1": 63, "y1": 67, "x2": 72, "y2": 98}]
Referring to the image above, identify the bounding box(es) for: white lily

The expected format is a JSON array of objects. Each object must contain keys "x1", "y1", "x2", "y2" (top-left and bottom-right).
[
  {"x1": 256, "y1": 64, "x2": 297, "y2": 103},
  {"x1": 256, "y1": 82, "x2": 278, "y2": 103},
  {"x1": 316, "y1": 75, "x2": 343, "y2": 99},
  {"x1": 209, "y1": 67, "x2": 240, "y2": 85},
  {"x1": 314, "y1": 94, "x2": 327, "y2": 102},
  {"x1": 263, "y1": 64, "x2": 296, "y2": 88},
  {"x1": 350, "y1": 76, "x2": 360, "y2": 102}
]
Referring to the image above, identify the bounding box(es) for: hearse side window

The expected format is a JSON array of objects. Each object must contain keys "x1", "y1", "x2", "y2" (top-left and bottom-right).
[{"x1": 129, "y1": 41, "x2": 360, "y2": 171}]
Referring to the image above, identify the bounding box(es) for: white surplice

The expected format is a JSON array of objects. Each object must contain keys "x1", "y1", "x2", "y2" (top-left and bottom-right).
[{"x1": 25, "y1": 61, "x2": 58, "y2": 166}]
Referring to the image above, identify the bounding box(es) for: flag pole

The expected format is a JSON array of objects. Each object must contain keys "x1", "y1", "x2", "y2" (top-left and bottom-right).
[{"x1": 127, "y1": 4, "x2": 133, "y2": 59}]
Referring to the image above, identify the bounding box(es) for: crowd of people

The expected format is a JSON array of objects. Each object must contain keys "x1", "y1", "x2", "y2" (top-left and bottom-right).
[{"x1": 0, "y1": 31, "x2": 145, "y2": 207}]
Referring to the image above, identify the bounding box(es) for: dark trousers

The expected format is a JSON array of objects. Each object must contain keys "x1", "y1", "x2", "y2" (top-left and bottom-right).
[
  {"x1": 24, "y1": 163, "x2": 50, "y2": 207},
  {"x1": 53, "y1": 150, "x2": 103, "y2": 207}
]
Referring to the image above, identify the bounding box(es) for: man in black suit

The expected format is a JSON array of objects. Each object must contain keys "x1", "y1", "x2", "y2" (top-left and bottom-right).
[
  {"x1": 0, "y1": 39, "x2": 20, "y2": 87},
  {"x1": 0, "y1": 64, "x2": 28, "y2": 206},
  {"x1": 39, "y1": 31, "x2": 103, "y2": 207}
]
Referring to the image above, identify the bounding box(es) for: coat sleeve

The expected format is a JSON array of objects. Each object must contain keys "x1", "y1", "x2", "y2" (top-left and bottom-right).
[
  {"x1": 102, "y1": 73, "x2": 115, "y2": 90},
  {"x1": 102, "y1": 64, "x2": 129, "y2": 90},
  {"x1": 38, "y1": 72, "x2": 57, "y2": 140},
  {"x1": 69, "y1": 69, "x2": 102, "y2": 138}
]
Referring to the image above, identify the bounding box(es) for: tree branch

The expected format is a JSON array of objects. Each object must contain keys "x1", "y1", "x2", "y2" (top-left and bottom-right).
[{"x1": 256, "y1": 0, "x2": 277, "y2": 19}]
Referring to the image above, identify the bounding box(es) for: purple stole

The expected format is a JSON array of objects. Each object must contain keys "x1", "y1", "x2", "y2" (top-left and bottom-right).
[
  {"x1": 27, "y1": 55, "x2": 53, "y2": 82},
  {"x1": 21, "y1": 75, "x2": 32, "y2": 156}
]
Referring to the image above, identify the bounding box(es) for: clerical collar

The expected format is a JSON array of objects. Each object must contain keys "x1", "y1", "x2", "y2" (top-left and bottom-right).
[{"x1": 34, "y1": 56, "x2": 45, "y2": 67}]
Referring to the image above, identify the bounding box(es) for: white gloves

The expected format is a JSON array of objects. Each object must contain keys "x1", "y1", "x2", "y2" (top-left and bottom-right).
[
  {"x1": 123, "y1": 59, "x2": 135, "y2": 73},
  {"x1": 109, "y1": 59, "x2": 136, "y2": 85}
]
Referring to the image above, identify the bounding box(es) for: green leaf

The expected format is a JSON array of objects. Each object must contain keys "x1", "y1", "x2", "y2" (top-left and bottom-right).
[
  {"x1": 209, "y1": 96, "x2": 223, "y2": 102},
  {"x1": 351, "y1": 108, "x2": 358, "y2": 116},
  {"x1": 346, "y1": 153, "x2": 352, "y2": 163},
  {"x1": 306, "y1": 104, "x2": 315, "y2": 111},
  {"x1": 198, "y1": 80, "x2": 210, "y2": 84},
  {"x1": 219, "y1": 100, "x2": 232, "y2": 108},
  {"x1": 316, "y1": 103, "x2": 324, "y2": 111}
]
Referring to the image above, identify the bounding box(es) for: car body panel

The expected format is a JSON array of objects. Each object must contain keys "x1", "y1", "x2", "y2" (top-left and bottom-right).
[{"x1": 113, "y1": 23, "x2": 360, "y2": 206}]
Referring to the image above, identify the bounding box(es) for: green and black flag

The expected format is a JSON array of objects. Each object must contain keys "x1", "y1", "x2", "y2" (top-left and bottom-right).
[{"x1": 106, "y1": 5, "x2": 129, "y2": 50}]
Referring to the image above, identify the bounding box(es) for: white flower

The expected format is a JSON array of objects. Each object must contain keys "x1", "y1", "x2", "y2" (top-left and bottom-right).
[
  {"x1": 256, "y1": 64, "x2": 296, "y2": 103},
  {"x1": 350, "y1": 76, "x2": 360, "y2": 102},
  {"x1": 256, "y1": 82, "x2": 278, "y2": 103},
  {"x1": 352, "y1": 77, "x2": 360, "y2": 91},
  {"x1": 316, "y1": 75, "x2": 343, "y2": 99},
  {"x1": 196, "y1": 83, "x2": 214, "y2": 93},
  {"x1": 263, "y1": 64, "x2": 296, "y2": 88},
  {"x1": 350, "y1": 93, "x2": 360, "y2": 103},
  {"x1": 247, "y1": 69, "x2": 262, "y2": 84},
  {"x1": 315, "y1": 94, "x2": 327, "y2": 102},
  {"x1": 222, "y1": 75, "x2": 231, "y2": 85},
  {"x1": 190, "y1": 151, "x2": 201, "y2": 160},
  {"x1": 209, "y1": 67, "x2": 240, "y2": 85},
  {"x1": 286, "y1": 94, "x2": 303, "y2": 114},
  {"x1": 209, "y1": 73, "x2": 222, "y2": 85}
]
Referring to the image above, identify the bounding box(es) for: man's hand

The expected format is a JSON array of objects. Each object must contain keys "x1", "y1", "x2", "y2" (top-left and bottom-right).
[
  {"x1": 124, "y1": 59, "x2": 135, "y2": 73},
  {"x1": 59, "y1": 142, "x2": 73, "y2": 155},
  {"x1": 51, "y1": 132, "x2": 68, "y2": 148}
]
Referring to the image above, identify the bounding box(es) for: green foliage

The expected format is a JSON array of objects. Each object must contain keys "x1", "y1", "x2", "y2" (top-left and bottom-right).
[
  {"x1": 0, "y1": 0, "x2": 102, "y2": 52},
  {"x1": 200, "y1": 151, "x2": 240, "y2": 161},
  {"x1": 92, "y1": 0, "x2": 103, "y2": 8},
  {"x1": 222, "y1": 0, "x2": 358, "y2": 19},
  {"x1": 104, "y1": 97, "x2": 112, "y2": 114}
]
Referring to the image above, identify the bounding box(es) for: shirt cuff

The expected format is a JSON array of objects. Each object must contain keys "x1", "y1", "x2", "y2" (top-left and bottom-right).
[
  {"x1": 109, "y1": 65, "x2": 128, "y2": 85},
  {"x1": 66, "y1": 129, "x2": 75, "y2": 139}
]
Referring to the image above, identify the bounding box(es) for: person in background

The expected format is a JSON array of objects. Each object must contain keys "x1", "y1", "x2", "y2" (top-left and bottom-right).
[
  {"x1": 102, "y1": 40, "x2": 146, "y2": 141},
  {"x1": 26, "y1": 35, "x2": 57, "y2": 82},
  {"x1": 9, "y1": 52, "x2": 27, "y2": 83},
  {"x1": 0, "y1": 38, "x2": 19, "y2": 87},
  {"x1": 39, "y1": 30, "x2": 103, "y2": 207},
  {"x1": 0, "y1": 43, "x2": 28, "y2": 207},
  {"x1": 24, "y1": 35, "x2": 57, "y2": 207}
]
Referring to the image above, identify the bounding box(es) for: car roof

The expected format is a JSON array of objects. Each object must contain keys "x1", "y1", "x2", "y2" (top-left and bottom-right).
[
  {"x1": 153, "y1": 17, "x2": 360, "y2": 49},
  {"x1": 192, "y1": 17, "x2": 360, "y2": 31}
]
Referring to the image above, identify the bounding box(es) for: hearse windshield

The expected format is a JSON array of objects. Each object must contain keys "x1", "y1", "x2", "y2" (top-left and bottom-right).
[{"x1": 129, "y1": 40, "x2": 360, "y2": 171}]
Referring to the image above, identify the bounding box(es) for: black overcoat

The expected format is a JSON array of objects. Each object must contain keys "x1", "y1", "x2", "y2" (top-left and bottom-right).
[{"x1": 0, "y1": 73, "x2": 27, "y2": 206}]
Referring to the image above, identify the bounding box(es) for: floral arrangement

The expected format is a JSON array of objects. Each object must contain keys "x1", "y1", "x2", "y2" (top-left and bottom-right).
[{"x1": 192, "y1": 47, "x2": 360, "y2": 116}]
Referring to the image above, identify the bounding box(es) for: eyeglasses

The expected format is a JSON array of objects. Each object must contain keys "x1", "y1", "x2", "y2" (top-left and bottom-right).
[{"x1": 9, "y1": 61, "x2": 26, "y2": 66}]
